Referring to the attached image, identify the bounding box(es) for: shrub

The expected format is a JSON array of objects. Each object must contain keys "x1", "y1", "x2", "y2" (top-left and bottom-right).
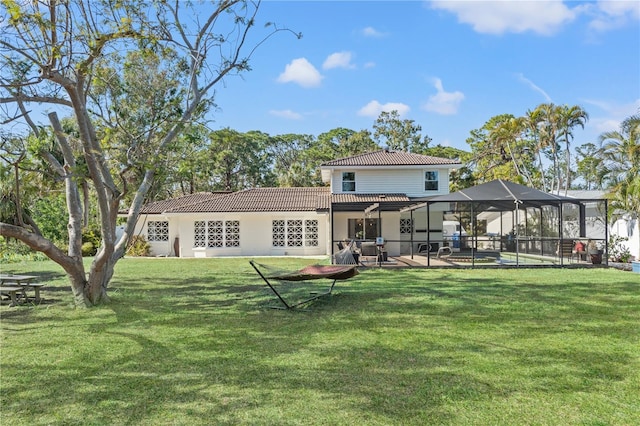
[
  {"x1": 609, "y1": 235, "x2": 632, "y2": 263},
  {"x1": 0, "y1": 238, "x2": 49, "y2": 263},
  {"x1": 81, "y1": 242, "x2": 96, "y2": 257},
  {"x1": 126, "y1": 235, "x2": 151, "y2": 257}
]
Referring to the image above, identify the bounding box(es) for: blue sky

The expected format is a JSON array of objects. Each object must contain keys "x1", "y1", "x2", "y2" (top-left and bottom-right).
[{"x1": 210, "y1": 1, "x2": 640, "y2": 152}]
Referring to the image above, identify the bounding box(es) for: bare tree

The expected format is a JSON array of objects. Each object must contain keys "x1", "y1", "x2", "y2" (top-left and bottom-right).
[{"x1": 0, "y1": 0, "x2": 298, "y2": 306}]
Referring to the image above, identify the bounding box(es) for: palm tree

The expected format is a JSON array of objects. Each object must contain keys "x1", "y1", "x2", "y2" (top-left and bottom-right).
[
  {"x1": 557, "y1": 105, "x2": 589, "y2": 194},
  {"x1": 599, "y1": 114, "x2": 640, "y2": 187},
  {"x1": 488, "y1": 116, "x2": 535, "y2": 185},
  {"x1": 530, "y1": 103, "x2": 563, "y2": 193},
  {"x1": 599, "y1": 114, "x2": 640, "y2": 260}
]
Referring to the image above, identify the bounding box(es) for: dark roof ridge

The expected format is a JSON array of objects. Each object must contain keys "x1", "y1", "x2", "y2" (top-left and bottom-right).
[{"x1": 320, "y1": 149, "x2": 461, "y2": 167}]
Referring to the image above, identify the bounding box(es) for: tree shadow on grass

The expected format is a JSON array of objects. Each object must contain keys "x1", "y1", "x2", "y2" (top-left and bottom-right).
[{"x1": 2, "y1": 266, "x2": 638, "y2": 424}]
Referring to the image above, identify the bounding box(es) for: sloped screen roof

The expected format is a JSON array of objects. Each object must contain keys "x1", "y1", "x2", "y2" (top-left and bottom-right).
[{"x1": 427, "y1": 179, "x2": 584, "y2": 211}]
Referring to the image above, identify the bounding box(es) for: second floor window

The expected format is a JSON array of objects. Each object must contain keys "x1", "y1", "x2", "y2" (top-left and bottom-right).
[
  {"x1": 342, "y1": 172, "x2": 356, "y2": 192},
  {"x1": 425, "y1": 171, "x2": 439, "y2": 191}
]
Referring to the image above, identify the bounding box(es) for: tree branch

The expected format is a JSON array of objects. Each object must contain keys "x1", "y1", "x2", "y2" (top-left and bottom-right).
[{"x1": 0, "y1": 222, "x2": 76, "y2": 269}]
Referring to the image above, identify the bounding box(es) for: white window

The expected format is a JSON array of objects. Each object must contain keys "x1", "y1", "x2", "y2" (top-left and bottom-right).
[
  {"x1": 425, "y1": 171, "x2": 439, "y2": 191},
  {"x1": 147, "y1": 221, "x2": 169, "y2": 241},
  {"x1": 272, "y1": 219, "x2": 319, "y2": 247},
  {"x1": 342, "y1": 172, "x2": 356, "y2": 192},
  {"x1": 193, "y1": 220, "x2": 240, "y2": 248}
]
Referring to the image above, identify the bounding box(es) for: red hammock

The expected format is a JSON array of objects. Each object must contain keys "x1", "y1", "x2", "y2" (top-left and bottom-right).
[
  {"x1": 249, "y1": 261, "x2": 359, "y2": 309},
  {"x1": 270, "y1": 264, "x2": 359, "y2": 281}
]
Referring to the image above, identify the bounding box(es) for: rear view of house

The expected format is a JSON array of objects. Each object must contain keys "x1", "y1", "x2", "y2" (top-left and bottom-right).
[{"x1": 130, "y1": 150, "x2": 462, "y2": 258}]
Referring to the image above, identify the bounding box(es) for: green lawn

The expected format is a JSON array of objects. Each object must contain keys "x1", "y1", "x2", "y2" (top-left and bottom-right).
[{"x1": 1, "y1": 258, "x2": 639, "y2": 425}]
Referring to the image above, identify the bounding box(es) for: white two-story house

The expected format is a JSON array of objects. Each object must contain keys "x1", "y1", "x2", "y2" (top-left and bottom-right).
[{"x1": 130, "y1": 149, "x2": 462, "y2": 258}]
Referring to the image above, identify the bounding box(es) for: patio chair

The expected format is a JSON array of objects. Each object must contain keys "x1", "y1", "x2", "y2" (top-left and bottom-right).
[
  {"x1": 556, "y1": 239, "x2": 574, "y2": 262},
  {"x1": 359, "y1": 242, "x2": 378, "y2": 262}
]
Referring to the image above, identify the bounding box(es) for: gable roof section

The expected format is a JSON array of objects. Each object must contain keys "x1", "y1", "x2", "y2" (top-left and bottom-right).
[
  {"x1": 168, "y1": 187, "x2": 331, "y2": 213},
  {"x1": 320, "y1": 150, "x2": 461, "y2": 167}
]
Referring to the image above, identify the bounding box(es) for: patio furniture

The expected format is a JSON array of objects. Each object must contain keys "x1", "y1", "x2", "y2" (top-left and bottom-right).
[
  {"x1": 437, "y1": 246, "x2": 452, "y2": 258},
  {"x1": 360, "y1": 242, "x2": 378, "y2": 262},
  {"x1": 0, "y1": 274, "x2": 43, "y2": 304},
  {"x1": 556, "y1": 240, "x2": 574, "y2": 261},
  {"x1": 0, "y1": 286, "x2": 24, "y2": 307},
  {"x1": 573, "y1": 240, "x2": 587, "y2": 262}
]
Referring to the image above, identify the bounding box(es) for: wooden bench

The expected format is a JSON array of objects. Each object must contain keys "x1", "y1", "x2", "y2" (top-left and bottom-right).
[
  {"x1": 0, "y1": 286, "x2": 25, "y2": 307},
  {"x1": 21, "y1": 283, "x2": 45, "y2": 302}
]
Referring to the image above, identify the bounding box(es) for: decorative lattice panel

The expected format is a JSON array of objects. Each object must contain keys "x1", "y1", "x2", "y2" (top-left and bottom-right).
[
  {"x1": 400, "y1": 218, "x2": 413, "y2": 234},
  {"x1": 287, "y1": 219, "x2": 303, "y2": 247},
  {"x1": 305, "y1": 220, "x2": 319, "y2": 246},
  {"x1": 272, "y1": 220, "x2": 285, "y2": 247},
  {"x1": 225, "y1": 220, "x2": 240, "y2": 247},
  {"x1": 147, "y1": 221, "x2": 169, "y2": 242},
  {"x1": 194, "y1": 221, "x2": 206, "y2": 247},
  {"x1": 207, "y1": 220, "x2": 224, "y2": 247}
]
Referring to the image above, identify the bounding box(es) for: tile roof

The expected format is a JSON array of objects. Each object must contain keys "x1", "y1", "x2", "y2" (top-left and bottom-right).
[
  {"x1": 168, "y1": 187, "x2": 331, "y2": 213},
  {"x1": 139, "y1": 192, "x2": 230, "y2": 214},
  {"x1": 321, "y1": 149, "x2": 461, "y2": 167}
]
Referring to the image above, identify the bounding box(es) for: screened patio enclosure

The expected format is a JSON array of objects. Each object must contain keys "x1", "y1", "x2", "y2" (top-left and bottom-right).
[{"x1": 403, "y1": 180, "x2": 608, "y2": 267}]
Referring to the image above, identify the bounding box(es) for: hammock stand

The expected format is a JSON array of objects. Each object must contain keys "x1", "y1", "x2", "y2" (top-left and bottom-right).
[{"x1": 249, "y1": 260, "x2": 359, "y2": 309}]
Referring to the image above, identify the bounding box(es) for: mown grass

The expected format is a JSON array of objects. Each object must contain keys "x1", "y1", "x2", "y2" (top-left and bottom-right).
[{"x1": 1, "y1": 258, "x2": 639, "y2": 425}]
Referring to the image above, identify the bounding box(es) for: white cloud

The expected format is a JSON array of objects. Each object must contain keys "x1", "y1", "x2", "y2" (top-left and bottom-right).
[
  {"x1": 362, "y1": 26, "x2": 387, "y2": 37},
  {"x1": 277, "y1": 58, "x2": 323, "y2": 88},
  {"x1": 430, "y1": 0, "x2": 578, "y2": 35},
  {"x1": 357, "y1": 100, "x2": 410, "y2": 118},
  {"x1": 364, "y1": 61, "x2": 376, "y2": 69},
  {"x1": 588, "y1": 0, "x2": 640, "y2": 32},
  {"x1": 582, "y1": 98, "x2": 640, "y2": 133},
  {"x1": 516, "y1": 73, "x2": 553, "y2": 102},
  {"x1": 323, "y1": 51, "x2": 356, "y2": 70},
  {"x1": 269, "y1": 109, "x2": 303, "y2": 120},
  {"x1": 422, "y1": 78, "x2": 464, "y2": 115}
]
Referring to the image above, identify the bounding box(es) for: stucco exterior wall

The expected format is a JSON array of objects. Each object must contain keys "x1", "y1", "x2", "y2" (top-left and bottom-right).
[
  {"x1": 134, "y1": 212, "x2": 328, "y2": 257},
  {"x1": 330, "y1": 167, "x2": 450, "y2": 197}
]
